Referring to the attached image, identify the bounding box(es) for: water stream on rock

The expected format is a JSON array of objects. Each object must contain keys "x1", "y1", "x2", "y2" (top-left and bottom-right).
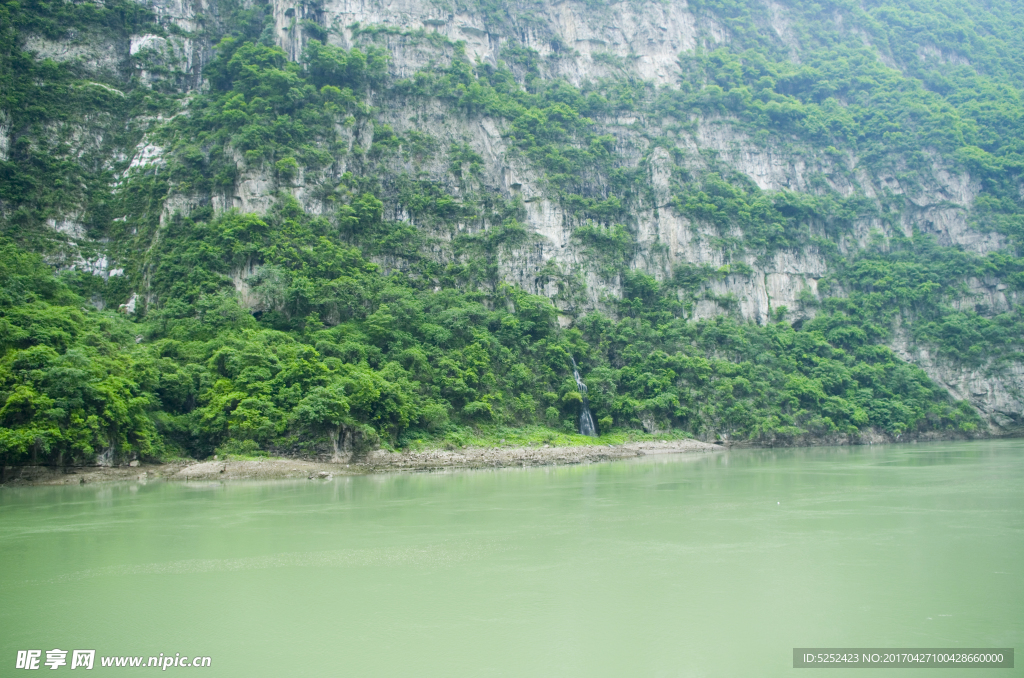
[{"x1": 571, "y1": 357, "x2": 597, "y2": 437}]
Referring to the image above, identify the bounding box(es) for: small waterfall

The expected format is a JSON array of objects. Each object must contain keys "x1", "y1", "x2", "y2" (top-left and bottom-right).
[{"x1": 570, "y1": 357, "x2": 598, "y2": 437}]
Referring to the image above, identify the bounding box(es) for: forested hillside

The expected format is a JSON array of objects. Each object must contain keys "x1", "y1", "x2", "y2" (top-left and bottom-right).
[{"x1": 0, "y1": 0, "x2": 1020, "y2": 466}]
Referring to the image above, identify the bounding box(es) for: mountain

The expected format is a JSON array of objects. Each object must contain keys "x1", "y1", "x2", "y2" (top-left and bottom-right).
[{"x1": 1, "y1": 0, "x2": 1021, "y2": 465}]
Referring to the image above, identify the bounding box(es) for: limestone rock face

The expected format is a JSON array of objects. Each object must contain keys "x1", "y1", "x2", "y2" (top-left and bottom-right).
[
  {"x1": 890, "y1": 321, "x2": 1024, "y2": 434},
  {"x1": 17, "y1": 0, "x2": 1022, "y2": 431}
]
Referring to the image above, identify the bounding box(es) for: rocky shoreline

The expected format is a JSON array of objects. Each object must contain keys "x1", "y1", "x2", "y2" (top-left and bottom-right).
[{"x1": 0, "y1": 440, "x2": 721, "y2": 487}]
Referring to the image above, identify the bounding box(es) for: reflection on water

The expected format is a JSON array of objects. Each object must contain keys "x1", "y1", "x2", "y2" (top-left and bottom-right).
[{"x1": 1, "y1": 440, "x2": 1022, "y2": 677}]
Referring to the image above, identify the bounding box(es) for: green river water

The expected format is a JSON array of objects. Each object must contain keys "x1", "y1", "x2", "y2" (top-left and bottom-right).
[{"x1": 1, "y1": 441, "x2": 1022, "y2": 677}]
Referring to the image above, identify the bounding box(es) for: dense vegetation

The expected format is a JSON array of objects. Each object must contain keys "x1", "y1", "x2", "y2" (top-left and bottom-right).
[
  {"x1": 1, "y1": 0, "x2": 1019, "y2": 467},
  {"x1": 0, "y1": 212, "x2": 978, "y2": 467}
]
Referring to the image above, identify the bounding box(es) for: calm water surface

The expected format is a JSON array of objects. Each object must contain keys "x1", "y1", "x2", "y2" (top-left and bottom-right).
[{"x1": 1, "y1": 441, "x2": 1022, "y2": 677}]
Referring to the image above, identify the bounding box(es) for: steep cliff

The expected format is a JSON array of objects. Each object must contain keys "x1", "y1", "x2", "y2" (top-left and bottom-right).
[{"x1": 1, "y1": 0, "x2": 1021, "y2": 463}]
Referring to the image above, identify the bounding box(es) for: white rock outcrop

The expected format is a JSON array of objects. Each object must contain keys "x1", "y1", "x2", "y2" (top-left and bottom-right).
[{"x1": 18, "y1": 0, "x2": 1020, "y2": 430}]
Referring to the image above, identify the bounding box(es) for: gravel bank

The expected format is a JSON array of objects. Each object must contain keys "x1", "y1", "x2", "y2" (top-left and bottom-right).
[
  {"x1": 1, "y1": 439, "x2": 722, "y2": 486},
  {"x1": 355, "y1": 439, "x2": 720, "y2": 472}
]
